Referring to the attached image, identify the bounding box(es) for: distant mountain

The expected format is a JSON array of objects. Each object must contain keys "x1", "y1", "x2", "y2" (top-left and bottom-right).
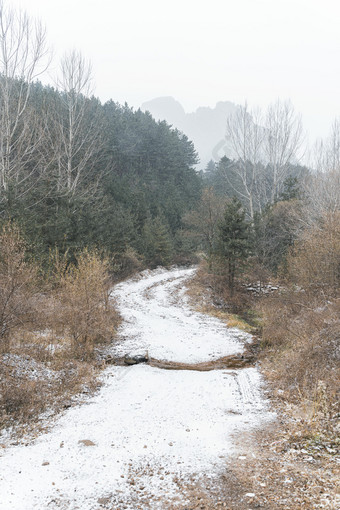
[{"x1": 141, "y1": 97, "x2": 238, "y2": 168}]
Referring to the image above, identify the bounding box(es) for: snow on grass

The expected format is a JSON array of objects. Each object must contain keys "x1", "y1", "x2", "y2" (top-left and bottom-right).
[
  {"x1": 1, "y1": 353, "x2": 58, "y2": 381},
  {"x1": 0, "y1": 267, "x2": 274, "y2": 510}
]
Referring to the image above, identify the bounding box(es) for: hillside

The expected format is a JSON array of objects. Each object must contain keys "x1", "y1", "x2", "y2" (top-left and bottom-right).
[
  {"x1": 0, "y1": 80, "x2": 201, "y2": 271},
  {"x1": 141, "y1": 97, "x2": 238, "y2": 168}
]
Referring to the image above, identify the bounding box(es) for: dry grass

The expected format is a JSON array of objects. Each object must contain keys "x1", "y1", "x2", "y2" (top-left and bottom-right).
[
  {"x1": 221, "y1": 423, "x2": 340, "y2": 510},
  {"x1": 257, "y1": 211, "x2": 340, "y2": 441},
  {"x1": 0, "y1": 246, "x2": 120, "y2": 439},
  {"x1": 185, "y1": 261, "x2": 257, "y2": 334},
  {"x1": 226, "y1": 315, "x2": 254, "y2": 332},
  {"x1": 258, "y1": 290, "x2": 340, "y2": 440},
  {"x1": 188, "y1": 260, "x2": 339, "y2": 446},
  {"x1": 184, "y1": 260, "x2": 339, "y2": 508},
  {"x1": 0, "y1": 350, "x2": 101, "y2": 438}
]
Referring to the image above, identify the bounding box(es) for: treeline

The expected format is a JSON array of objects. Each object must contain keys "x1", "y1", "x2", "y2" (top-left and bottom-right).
[
  {"x1": 1, "y1": 78, "x2": 200, "y2": 271},
  {"x1": 0, "y1": 1, "x2": 203, "y2": 431},
  {"x1": 0, "y1": 2, "x2": 200, "y2": 272}
]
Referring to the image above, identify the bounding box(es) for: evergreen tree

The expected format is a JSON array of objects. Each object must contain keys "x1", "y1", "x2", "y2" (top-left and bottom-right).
[
  {"x1": 0, "y1": 74, "x2": 202, "y2": 270},
  {"x1": 278, "y1": 176, "x2": 300, "y2": 202},
  {"x1": 142, "y1": 216, "x2": 173, "y2": 267},
  {"x1": 218, "y1": 198, "x2": 251, "y2": 295},
  {"x1": 253, "y1": 199, "x2": 301, "y2": 273}
]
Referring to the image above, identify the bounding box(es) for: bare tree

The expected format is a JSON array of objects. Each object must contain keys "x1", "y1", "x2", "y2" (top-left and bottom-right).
[
  {"x1": 313, "y1": 170, "x2": 340, "y2": 214},
  {"x1": 224, "y1": 102, "x2": 264, "y2": 218},
  {"x1": 0, "y1": 1, "x2": 49, "y2": 197},
  {"x1": 326, "y1": 119, "x2": 340, "y2": 172},
  {"x1": 302, "y1": 119, "x2": 340, "y2": 230},
  {"x1": 264, "y1": 99, "x2": 304, "y2": 203},
  {"x1": 310, "y1": 119, "x2": 340, "y2": 174},
  {"x1": 51, "y1": 50, "x2": 104, "y2": 198},
  {"x1": 223, "y1": 100, "x2": 304, "y2": 214},
  {"x1": 309, "y1": 138, "x2": 327, "y2": 174}
]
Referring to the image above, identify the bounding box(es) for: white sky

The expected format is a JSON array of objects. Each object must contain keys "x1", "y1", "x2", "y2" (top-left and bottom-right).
[{"x1": 9, "y1": 0, "x2": 340, "y2": 142}]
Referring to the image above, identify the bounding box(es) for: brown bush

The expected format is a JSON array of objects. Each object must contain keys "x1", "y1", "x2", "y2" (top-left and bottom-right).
[
  {"x1": 0, "y1": 356, "x2": 100, "y2": 434},
  {"x1": 188, "y1": 261, "x2": 253, "y2": 323},
  {"x1": 52, "y1": 249, "x2": 118, "y2": 359},
  {"x1": 287, "y1": 211, "x2": 340, "y2": 296},
  {"x1": 112, "y1": 247, "x2": 144, "y2": 279},
  {"x1": 0, "y1": 222, "x2": 38, "y2": 353},
  {"x1": 0, "y1": 363, "x2": 47, "y2": 429},
  {"x1": 257, "y1": 211, "x2": 340, "y2": 430},
  {"x1": 258, "y1": 289, "x2": 339, "y2": 434},
  {"x1": 0, "y1": 238, "x2": 119, "y2": 435}
]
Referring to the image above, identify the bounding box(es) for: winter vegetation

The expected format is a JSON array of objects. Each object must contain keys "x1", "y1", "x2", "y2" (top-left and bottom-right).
[
  {"x1": 0, "y1": 1, "x2": 339, "y2": 507},
  {"x1": 188, "y1": 122, "x2": 340, "y2": 442},
  {"x1": 0, "y1": 0, "x2": 203, "y2": 432}
]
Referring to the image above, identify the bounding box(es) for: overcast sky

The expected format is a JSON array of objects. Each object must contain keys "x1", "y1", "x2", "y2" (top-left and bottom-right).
[{"x1": 10, "y1": 0, "x2": 340, "y2": 142}]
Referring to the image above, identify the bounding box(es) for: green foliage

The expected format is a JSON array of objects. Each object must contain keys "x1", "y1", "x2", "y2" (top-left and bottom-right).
[
  {"x1": 217, "y1": 198, "x2": 251, "y2": 294},
  {"x1": 142, "y1": 216, "x2": 173, "y2": 267},
  {"x1": 0, "y1": 82, "x2": 201, "y2": 271},
  {"x1": 278, "y1": 176, "x2": 301, "y2": 201},
  {"x1": 253, "y1": 199, "x2": 301, "y2": 273}
]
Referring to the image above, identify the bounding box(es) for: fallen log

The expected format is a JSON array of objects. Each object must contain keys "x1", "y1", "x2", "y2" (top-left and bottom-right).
[{"x1": 148, "y1": 354, "x2": 254, "y2": 371}]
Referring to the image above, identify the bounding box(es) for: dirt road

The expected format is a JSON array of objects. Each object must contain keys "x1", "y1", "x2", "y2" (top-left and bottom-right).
[{"x1": 0, "y1": 267, "x2": 273, "y2": 509}]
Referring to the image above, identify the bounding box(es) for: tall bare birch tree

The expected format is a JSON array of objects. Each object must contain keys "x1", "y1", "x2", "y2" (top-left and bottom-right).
[
  {"x1": 51, "y1": 50, "x2": 104, "y2": 198},
  {"x1": 311, "y1": 119, "x2": 340, "y2": 174},
  {"x1": 225, "y1": 102, "x2": 264, "y2": 218},
  {"x1": 264, "y1": 99, "x2": 304, "y2": 203},
  {"x1": 0, "y1": 1, "x2": 49, "y2": 200}
]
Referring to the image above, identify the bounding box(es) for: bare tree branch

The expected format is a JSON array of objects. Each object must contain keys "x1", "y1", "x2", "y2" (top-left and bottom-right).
[{"x1": 0, "y1": 1, "x2": 50, "y2": 199}]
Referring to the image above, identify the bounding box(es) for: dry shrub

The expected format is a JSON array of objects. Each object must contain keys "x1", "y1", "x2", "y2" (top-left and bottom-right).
[
  {"x1": 259, "y1": 289, "x2": 339, "y2": 435},
  {"x1": 0, "y1": 357, "x2": 100, "y2": 433},
  {"x1": 0, "y1": 365, "x2": 48, "y2": 429},
  {"x1": 0, "y1": 222, "x2": 38, "y2": 353},
  {"x1": 188, "y1": 260, "x2": 253, "y2": 322},
  {"x1": 112, "y1": 247, "x2": 144, "y2": 279},
  {"x1": 257, "y1": 288, "x2": 306, "y2": 349},
  {"x1": 0, "y1": 237, "x2": 119, "y2": 435},
  {"x1": 258, "y1": 211, "x2": 340, "y2": 430},
  {"x1": 52, "y1": 249, "x2": 118, "y2": 359},
  {"x1": 287, "y1": 211, "x2": 340, "y2": 296}
]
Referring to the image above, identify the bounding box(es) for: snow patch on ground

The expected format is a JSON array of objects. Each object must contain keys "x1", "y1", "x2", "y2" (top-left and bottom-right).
[{"x1": 111, "y1": 267, "x2": 249, "y2": 362}]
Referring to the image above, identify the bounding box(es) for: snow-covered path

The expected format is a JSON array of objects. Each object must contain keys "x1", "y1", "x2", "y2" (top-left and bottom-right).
[{"x1": 0, "y1": 267, "x2": 273, "y2": 509}]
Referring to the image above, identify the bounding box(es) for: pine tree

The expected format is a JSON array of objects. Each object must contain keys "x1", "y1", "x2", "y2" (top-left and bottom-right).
[
  {"x1": 218, "y1": 197, "x2": 250, "y2": 295},
  {"x1": 142, "y1": 216, "x2": 173, "y2": 267}
]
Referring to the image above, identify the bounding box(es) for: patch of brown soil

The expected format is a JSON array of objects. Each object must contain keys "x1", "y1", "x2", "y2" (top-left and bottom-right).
[
  {"x1": 157, "y1": 421, "x2": 339, "y2": 510},
  {"x1": 220, "y1": 423, "x2": 339, "y2": 509}
]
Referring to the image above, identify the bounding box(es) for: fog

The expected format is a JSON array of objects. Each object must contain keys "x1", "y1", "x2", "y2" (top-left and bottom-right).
[{"x1": 11, "y1": 0, "x2": 340, "y2": 141}]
